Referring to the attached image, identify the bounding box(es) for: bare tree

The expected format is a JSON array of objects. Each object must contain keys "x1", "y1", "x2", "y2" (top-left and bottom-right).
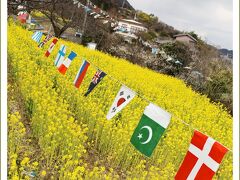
[{"x1": 8, "y1": 0, "x2": 88, "y2": 37}]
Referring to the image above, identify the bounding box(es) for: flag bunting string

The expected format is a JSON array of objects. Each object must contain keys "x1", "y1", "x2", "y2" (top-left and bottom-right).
[
  {"x1": 82, "y1": 55, "x2": 233, "y2": 153},
  {"x1": 34, "y1": 33, "x2": 233, "y2": 154}
]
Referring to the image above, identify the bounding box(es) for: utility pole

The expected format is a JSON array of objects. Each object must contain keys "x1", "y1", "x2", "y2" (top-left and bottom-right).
[
  {"x1": 134, "y1": 12, "x2": 137, "y2": 20},
  {"x1": 80, "y1": 0, "x2": 89, "y2": 44},
  {"x1": 122, "y1": 0, "x2": 126, "y2": 8}
]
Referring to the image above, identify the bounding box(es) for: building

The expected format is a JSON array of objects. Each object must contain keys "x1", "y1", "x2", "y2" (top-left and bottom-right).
[
  {"x1": 173, "y1": 34, "x2": 197, "y2": 44},
  {"x1": 87, "y1": 42, "x2": 97, "y2": 50},
  {"x1": 115, "y1": 19, "x2": 148, "y2": 37}
]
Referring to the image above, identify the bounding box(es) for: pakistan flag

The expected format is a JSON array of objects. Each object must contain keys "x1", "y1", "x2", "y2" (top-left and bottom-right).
[{"x1": 130, "y1": 103, "x2": 171, "y2": 157}]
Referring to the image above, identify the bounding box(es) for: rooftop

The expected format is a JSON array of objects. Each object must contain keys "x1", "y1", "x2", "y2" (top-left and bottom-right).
[
  {"x1": 120, "y1": 19, "x2": 144, "y2": 26},
  {"x1": 173, "y1": 34, "x2": 198, "y2": 42}
]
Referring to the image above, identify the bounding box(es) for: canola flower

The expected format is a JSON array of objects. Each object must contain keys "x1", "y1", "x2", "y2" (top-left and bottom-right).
[
  {"x1": 8, "y1": 21, "x2": 232, "y2": 179},
  {"x1": 8, "y1": 112, "x2": 39, "y2": 179}
]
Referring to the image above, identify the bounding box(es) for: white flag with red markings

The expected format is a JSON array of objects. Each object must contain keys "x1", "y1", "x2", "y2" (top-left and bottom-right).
[
  {"x1": 175, "y1": 130, "x2": 228, "y2": 180},
  {"x1": 106, "y1": 85, "x2": 135, "y2": 120},
  {"x1": 45, "y1": 38, "x2": 58, "y2": 57}
]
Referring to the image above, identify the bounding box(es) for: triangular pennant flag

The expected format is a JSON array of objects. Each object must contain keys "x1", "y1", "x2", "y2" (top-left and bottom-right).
[
  {"x1": 73, "y1": 0, "x2": 79, "y2": 4},
  {"x1": 55, "y1": 45, "x2": 67, "y2": 67},
  {"x1": 58, "y1": 51, "x2": 77, "y2": 75},
  {"x1": 38, "y1": 34, "x2": 53, "y2": 48},
  {"x1": 90, "y1": 12, "x2": 97, "y2": 16},
  {"x1": 175, "y1": 130, "x2": 229, "y2": 180},
  {"x1": 84, "y1": 69, "x2": 106, "y2": 96},
  {"x1": 94, "y1": 14, "x2": 101, "y2": 19},
  {"x1": 78, "y1": 3, "x2": 83, "y2": 8},
  {"x1": 84, "y1": 7, "x2": 92, "y2": 13},
  {"x1": 45, "y1": 38, "x2": 58, "y2": 57},
  {"x1": 74, "y1": 60, "x2": 90, "y2": 89},
  {"x1": 130, "y1": 103, "x2": 171, "y2": 157},
  {"x1": 106, "y1": 85, "x2": 135, "y2": 120},
  {"x1": 32, "y1": 31, "x2": 43, "y2": 43},
  {"x1": 89, "y1": 1, "x2": 93, "y2": 6}
]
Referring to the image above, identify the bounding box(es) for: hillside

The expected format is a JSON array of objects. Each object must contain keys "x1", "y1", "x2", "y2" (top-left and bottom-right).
[
  {"x1": 8, "y1": 22, "x2": 232, "y2": 179},
  {"x1": 10, "y1": 0, "x2": 233, "y2": 113},
  {"x1": 91, "y1": 0, "x2": 134, "y2": 10}
]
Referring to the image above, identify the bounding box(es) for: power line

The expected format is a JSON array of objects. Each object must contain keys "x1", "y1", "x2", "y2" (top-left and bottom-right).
[{"x1": 79, "y1": 0, "x2": 89, "y2": 44}]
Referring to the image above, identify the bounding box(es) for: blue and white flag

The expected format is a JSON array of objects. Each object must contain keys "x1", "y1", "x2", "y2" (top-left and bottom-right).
[
  {"x1": 32, "y1": 31, "x2": 43, "y2": 43},
  {"x1": 55, "y1": 45, "x2": 67, "y2": 67},
  {"x1": 84, "y1": 70, "x2": 106, "y2": 96},
  {"x1": 84, "y1": 7, "x2": 92, "y2": 13}
]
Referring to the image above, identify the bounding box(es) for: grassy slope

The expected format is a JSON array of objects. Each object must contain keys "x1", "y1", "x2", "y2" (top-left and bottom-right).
[{"x1": 8, "y1": 22, "x2": 232, "y2": 179}]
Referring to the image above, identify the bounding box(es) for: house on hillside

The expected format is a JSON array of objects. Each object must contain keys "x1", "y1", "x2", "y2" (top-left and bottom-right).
[
  {"x1": 114, "y1": 19, "x2": 148, "y2": 41},
  {"x1": 173, "y1": 34, "x2": 197, "y2": 45}
]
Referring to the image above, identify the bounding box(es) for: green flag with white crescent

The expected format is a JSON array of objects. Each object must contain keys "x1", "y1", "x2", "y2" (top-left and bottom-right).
[{"x1": 130, "y1": 103, "x2": 171, "y2": 157}]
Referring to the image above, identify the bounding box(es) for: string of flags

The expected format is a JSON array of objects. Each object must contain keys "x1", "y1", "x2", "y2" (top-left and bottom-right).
[
  {"x1": 72, "y1": 0, "x2": 118, "y2": 26},
  {"x1": 31, "y1": 32, "x2": 232, "y2": 178}
]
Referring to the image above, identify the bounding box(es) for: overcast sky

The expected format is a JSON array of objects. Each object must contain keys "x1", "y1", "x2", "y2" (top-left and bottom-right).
[{"x1": 127, "y1": 0, "x2": 233, "y2": 49}]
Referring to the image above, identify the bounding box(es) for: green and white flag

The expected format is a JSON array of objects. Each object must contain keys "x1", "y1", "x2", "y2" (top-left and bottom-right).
[{"x1": 130, "y1": 103, "x2": 171, "y2": 157}]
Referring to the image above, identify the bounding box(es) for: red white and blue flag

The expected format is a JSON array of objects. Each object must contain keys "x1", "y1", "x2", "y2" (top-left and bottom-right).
[
  {"x1": 74, "y1": 60, "x2": 90, "y2": 89},
  {"x1": 175, "y1": 130, "x2": 228, "y2": 180},
  {"x1": 58, "y1": 51, "x2": 77, "y2": 75},
  {"x1": 84, "y1": 69, "x2": 106, "y2": 96},
  {"x1": 45, "y1": 38, "x2": 58, "y2": 57},
  {"x1": 55, "y1": 45, "x2": 67, "y2": 67}
]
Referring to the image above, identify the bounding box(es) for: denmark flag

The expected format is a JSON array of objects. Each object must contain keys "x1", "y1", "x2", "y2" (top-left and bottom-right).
[{"x1": 175, "y1": 130, "x2": 228, "y2": 180}]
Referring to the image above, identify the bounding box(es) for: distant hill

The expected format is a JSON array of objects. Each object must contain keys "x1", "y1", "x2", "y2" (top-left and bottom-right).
[
  {"x1": 219, "y1": 49, "x2": 233, "y2": 59},
  {"x1": 91, "y1": 0, "x2": 134, "y2": 10}
]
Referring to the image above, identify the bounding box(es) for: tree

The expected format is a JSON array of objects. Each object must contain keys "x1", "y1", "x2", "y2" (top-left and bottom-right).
[
  {"x1": 204, "y1": 68, "x2": 232, "y2": 114},
  {"x1": 8, "y1": 0, "x2": 88, "y2": 38},
  {"x1": 188, "y1": 31, "x2": 199, "y2": 41}
]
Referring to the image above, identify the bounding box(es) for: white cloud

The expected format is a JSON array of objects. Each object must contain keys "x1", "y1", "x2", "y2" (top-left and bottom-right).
[{"x1": 127, "y1": 0, "x2": 233, "y2": 49}]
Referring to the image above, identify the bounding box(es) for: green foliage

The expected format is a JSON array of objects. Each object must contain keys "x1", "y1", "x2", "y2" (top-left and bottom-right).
[
  {"x1": 139, "y1": 31, "x2": 157, "y2": 41},
  {"x1": 26, "y1": 98, "x2": 34, "y2": 118},
  {"x1": 204, "y1": 69, "x2": 232, "y2": 113},
  {"x1": 31, "y1": 10, "x2": 46, "y2": 18},
  {"x1": 82, "y1": 35, "x2": 94, "y2": 45},
  {"x1": 137, "y1": 11, "x2": 158, "y2": 25},
  {"x1": 188, "y1": 31, "x2": 198, "y2": 40},
  {"x1": 161, "y1": 42, "x2": 192, "y2": 66}
]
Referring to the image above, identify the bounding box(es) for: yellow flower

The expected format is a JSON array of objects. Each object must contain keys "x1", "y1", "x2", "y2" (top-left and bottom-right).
[
  {"x1": 32, "y1": 161, "x2": 39, "y2": 167},
  {"x1": 41, "y1": 170, "x2": 47, "y2": 177},
  {"x1": 20, "y1": 157, "x2": 30, "y2": 166},
  {"x1": 7, "y1": 21, "x2": 232, "y2": 179}
]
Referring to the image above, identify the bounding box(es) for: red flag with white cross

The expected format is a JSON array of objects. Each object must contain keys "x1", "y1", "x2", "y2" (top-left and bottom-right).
[{"x1": 175, "y1": 130, "x2": 228, "y2": 180}]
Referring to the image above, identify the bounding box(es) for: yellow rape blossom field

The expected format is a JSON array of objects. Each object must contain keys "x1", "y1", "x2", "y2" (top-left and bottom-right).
[{"x1": 8, "y1": 21, "x2": 233, "y2": 179}]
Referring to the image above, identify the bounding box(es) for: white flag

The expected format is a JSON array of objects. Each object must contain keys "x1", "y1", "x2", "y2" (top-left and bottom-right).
[{"x1": 106, "y1": 85, "x2": 136, "y2": 120}]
